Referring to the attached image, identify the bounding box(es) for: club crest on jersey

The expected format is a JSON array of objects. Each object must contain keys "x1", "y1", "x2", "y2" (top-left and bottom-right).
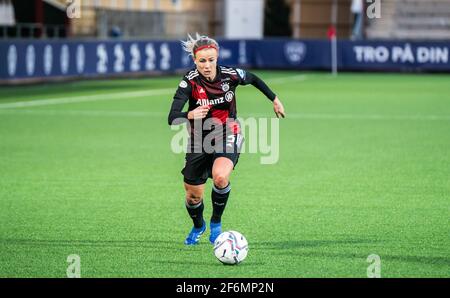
[
  {"x1": 221, "y1": 82, "x2": 230, "y2": 92},
  {"x1": 225, "y1": 91, "x2": 234, "y2": 102}
]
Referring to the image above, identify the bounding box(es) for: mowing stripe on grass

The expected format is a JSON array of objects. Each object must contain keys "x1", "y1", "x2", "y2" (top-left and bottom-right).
[
  {"x1": 1, "y1": 108, "x2": 449, "y2": 121},
  {"x1": 265, "y1": 74, "x2": 307, "y2": 84}
]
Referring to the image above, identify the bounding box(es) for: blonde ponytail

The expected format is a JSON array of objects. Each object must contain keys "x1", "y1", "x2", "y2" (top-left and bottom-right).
[{"x1": 181, "y1": 33, "x2": 219, "y2": 57}]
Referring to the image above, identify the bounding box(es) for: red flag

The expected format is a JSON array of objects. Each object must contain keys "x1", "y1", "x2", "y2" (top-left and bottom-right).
[{"x1": 327, "y1": 25, "x2": 336, "y2": 39}]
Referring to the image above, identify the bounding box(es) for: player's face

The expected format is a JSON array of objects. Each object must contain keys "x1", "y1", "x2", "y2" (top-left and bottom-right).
[{"x1": 194, "y1": 48, "x2": 218, "y2": 81}]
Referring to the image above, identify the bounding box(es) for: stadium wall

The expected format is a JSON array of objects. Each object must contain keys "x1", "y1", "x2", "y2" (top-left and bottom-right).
[{"x1": 1, "y1": 39, "x2": 449, "y2": 84}]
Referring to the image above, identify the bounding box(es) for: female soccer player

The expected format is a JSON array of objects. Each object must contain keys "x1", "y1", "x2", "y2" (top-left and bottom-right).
[{"x1": 168, "y1": 34, "x2": 285, "y2": 245}]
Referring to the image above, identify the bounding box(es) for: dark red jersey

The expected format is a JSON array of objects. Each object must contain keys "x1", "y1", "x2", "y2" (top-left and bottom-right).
[{"x1": 168, "y1": 65, "x2": 276, "y2": 138}]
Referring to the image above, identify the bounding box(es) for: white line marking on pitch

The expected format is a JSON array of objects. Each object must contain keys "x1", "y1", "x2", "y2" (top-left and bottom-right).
[
  {"x1": 0, "y1": 75, "x2": 307, "y2": 109},
  {"x1": 0, "y1": 109, "x2": 161, "y2": 117},
  {"x1": 281, "y1": 113, "x2": 450, "y2": 121},
  {"x1": 0, "y1": 88, "x2": 174, "y2": 109}
]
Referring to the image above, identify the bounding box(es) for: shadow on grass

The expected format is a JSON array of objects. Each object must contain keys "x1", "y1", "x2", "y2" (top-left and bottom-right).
[
  {"x1": 379, "y1": 255, "x2": 449, "y2": 266},
  {"x1": 1, "y1": 238, "x2": 199, "y2": 251},
  {"x1": 1, "y1": 238, "x2": 267, "y2": 268},
  {"x1": 252, "y1": 239, "x2": 380, "y2": 250},
  {"x1": 149, "y1": 259, "x2": 264, "y2": 267},
  {"x1": 251, "y1": 239, "x2": 449, "y2": 266},
  {"x1": 292, "y1": 251, "x2": 450, "y2": 267}
]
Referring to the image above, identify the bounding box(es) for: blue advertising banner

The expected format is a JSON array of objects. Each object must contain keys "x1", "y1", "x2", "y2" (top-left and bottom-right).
[
  {"x1": 340, "y1": 40, "x2": 450, "y2": 72},
  {"x1": 1, "y1": 39, "x2": 449, "y2": 82},
  {"x1": 0, "y1": 40, "x2": 191, "y2": 80},
  {"x1": 249, "y1": 39, "x2": 332, "y2": 70}
]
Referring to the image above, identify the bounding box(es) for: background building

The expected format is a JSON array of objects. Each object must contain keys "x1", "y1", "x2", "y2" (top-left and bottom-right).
[{"x1": 2, "y1": 0, "x2": 450, "y2": 40}]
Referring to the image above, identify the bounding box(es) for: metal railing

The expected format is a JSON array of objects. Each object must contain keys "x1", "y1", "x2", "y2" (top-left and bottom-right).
[
  {"x1": 1, "y1": 23, "x2": 67, "y2": 39},
  {"x1": 95, "y1": 9, "x2": 209, "y2": 39}
]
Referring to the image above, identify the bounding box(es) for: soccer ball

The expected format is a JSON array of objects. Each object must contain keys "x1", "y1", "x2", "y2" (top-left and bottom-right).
[{"x1": 213, "y1": 231, "x2": 248, "y2": 265}]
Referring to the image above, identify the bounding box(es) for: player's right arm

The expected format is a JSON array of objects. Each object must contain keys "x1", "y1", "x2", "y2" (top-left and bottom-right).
[
  {"x1": 168, "y1": 78, "x2": 210, "y2": 125},
  {"x1": 168, "y1": 79, "x2": 191, "y2": 125}
]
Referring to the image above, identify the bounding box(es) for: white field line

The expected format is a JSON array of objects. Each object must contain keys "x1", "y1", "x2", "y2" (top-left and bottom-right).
[
  {"x1": 0, "y1": 88, "x2": 174, "y2": 109},
  {"x1": 0, "y1": 109, "x2": 163, "y2": 117},
  {"x1": 1, "y1": 108, "x2": 449, "y2": 121},
  {"x1": 269, "y1": 113, "x2": 450, "y2": 121},
  {"x1": 0, "y1": 74, "x2": 307, "y2": 110}
]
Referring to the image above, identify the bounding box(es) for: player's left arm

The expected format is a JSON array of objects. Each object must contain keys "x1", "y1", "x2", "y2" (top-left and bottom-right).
[{"x1": 235, "y1": 68, "x2": 286, "y2": 118}]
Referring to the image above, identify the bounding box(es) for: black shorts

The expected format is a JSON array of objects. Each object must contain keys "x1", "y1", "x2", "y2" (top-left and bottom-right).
[{"x1": 181, "y1": 133, "x2": 244, "y2": 185}]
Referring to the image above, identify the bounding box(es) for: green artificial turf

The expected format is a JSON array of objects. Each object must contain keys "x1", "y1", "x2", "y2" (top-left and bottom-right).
[{"x1": 0, "y1": 71, "x2": 449, "y2": 277}]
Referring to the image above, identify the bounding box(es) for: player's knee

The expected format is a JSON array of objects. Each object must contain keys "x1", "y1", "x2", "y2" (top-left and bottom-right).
[
  {"x1": 186, "y1": 193, "x2": 203, "y2": 205},
  {"x1": 213, "y1": 175, "x2": 228, "y2": 189}
]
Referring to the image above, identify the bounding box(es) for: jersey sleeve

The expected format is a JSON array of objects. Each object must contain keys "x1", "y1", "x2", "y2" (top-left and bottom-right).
[
  {"x1": 234, "y1": 68, "x2": 277, "y2": 101},
  {"x1": 168, "y1": 78, "x2": 192, "y2": 125}
]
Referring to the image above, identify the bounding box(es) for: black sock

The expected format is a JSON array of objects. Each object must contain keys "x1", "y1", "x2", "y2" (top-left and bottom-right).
[
  {"x1": 211, "y1": 183, "x2": 231, "y2": 224},
  {"x1": 186, "y1": 201, "x2": 204, "y2": 228}
]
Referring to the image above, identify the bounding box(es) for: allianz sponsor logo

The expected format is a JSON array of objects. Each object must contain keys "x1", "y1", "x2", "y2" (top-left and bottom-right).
[
  {"x1": 284, "y1": 41, "x2": 307, "y2": 64},
  {"x1": 196, "y1": 91, "x2": 234, "y2": 106},
  {"x1": 196, "y1": 97, "x2": 225, "y2": 106}
]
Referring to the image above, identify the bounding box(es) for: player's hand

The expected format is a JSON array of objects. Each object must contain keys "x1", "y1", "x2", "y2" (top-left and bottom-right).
[
  {"x1": 273, "y1": 97, "x2": 285, "y2": 118},
  {"x1": 188, "y1": 105, "x2": 210, "y2": 119}
]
